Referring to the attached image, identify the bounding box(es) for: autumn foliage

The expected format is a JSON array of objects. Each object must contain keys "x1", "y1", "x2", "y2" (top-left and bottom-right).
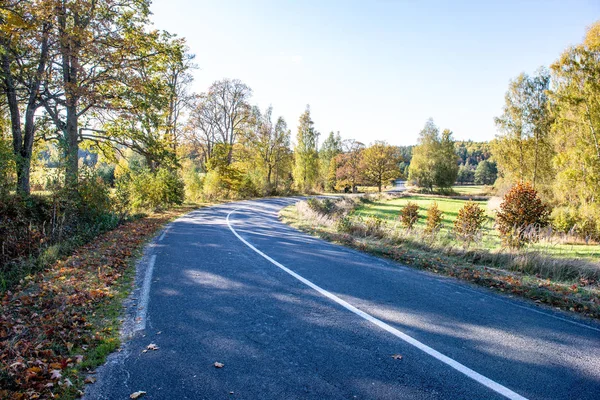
[
  {"x1": 453, "y1": 201, "x2": 486, "y2": 247},
  {"x1": 399, "y1": 202, "x2": 419, "y2": 230},
  {"x1": 425, "y1": 202, "x2": 443, "y2": 234},
  {"x1": 0, "y1": 209, "x2": 187, "y2": 399},
  {"x1": 496, "y1": 182, "x2": 550, "y2": 248}
]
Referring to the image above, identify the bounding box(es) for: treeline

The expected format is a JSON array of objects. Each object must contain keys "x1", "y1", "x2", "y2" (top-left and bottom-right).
[
  {"x1": 492, "y1": 21, "x2": 600, "y2": 239},
  {"x1": 183, "y1": 99, "x2": 402, "y2": 197},
  {"x1": 0, "y1": 0, "x2": 407, "y2": 277}
]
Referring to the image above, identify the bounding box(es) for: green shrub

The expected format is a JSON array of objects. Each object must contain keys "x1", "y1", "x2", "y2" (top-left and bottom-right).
[
  {"x1": 399, "y1": 202, "x2": 419, "y2": 230},
  {"x1": 96, "y1": 163, "x2": 116, "y2": 186},
  {"x1": 551, "y1": 207, "x2": 578, "y2": 234},
  {"x1": 307, "y1": 198, "x2": 336, "y2": 215},
  {"x1": 364, "y1": 216, "x2": 385, "y2": 237},
  {"x1": 182, "y1": 160, "x2": 205, "y2": 202},
  {"x1": 237, "y1": 175, "x2": 259, "y2": 199},
  {"x1": 576, "y1": 210, "x2": 600, "y2": 242},
  {"x1": 77, "y1": 167, "x2": 112, "y2": 223},
  {"x1": 126, "y1": 167, "x2": 184, "y2": 211},
  {"x1": 203, "y1": 169, "x2": 225, "y2": 200},
  {"x1": 335, "y1": 215, "x2": 353, "y2": 233},
  {"x1": 496, "y1": 182, "x2": 550, "y2": 248},
  {"x1": 454, "y1": 201, "x2": 486, "y2": 247},
  {"x1": 425, "y1": 202, "x2": 443, "y2": 234}
]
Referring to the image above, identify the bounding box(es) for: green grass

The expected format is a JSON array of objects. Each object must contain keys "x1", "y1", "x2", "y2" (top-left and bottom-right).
[
  {"x1": 452, "y1": 185, "x2": 490, "y2": 196},
  {"x1": 353, "y1": 194, "x2": 600, "y2": 259},
  {"x1": 355, "y1": 195, "x2": 493, "y2": 229}
]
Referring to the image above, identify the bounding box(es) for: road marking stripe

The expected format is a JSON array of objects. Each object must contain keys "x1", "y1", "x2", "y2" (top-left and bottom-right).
[
  {"x1": 134, "y1": 254, "x2": 156, "y2": 332},
  {"x1": 227, "y1": 209, "x2": 528, "y2": 400},
  {"x1": 158, "y1": 226, "x2": 169, "y2": 241}
]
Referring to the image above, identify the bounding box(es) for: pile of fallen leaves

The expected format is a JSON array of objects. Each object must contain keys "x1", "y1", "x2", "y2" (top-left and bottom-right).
[{"x1": 0, "y1": 208, "x2": 191, "y2": 399}]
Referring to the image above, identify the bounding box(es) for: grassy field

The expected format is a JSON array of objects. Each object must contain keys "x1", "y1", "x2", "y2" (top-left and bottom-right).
[
  {"x1": 353, "y1": 194, "x2": 600, "y2": 259},
  {"x1": 281, "y1": 197, "x2": 600, "y2": 319},
  {"x1": 451, "y1": 185, "x2": 491, "y2": 196}
]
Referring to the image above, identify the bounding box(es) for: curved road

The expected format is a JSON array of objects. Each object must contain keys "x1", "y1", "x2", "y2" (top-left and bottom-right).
[{"x1": 86, "y1": 198, "x2": 600, "y2": 399}]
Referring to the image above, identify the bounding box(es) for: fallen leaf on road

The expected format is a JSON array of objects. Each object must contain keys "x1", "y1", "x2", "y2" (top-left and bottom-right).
[
  {"x1": 214, "y1": 362, "x2": 224, "y2": 368},
  {"x1": 130, "y1": 391, "x2": 147, "y2": 399},
  {"x1": 391, "y1": 354, "x2": 403, "y2": 360},
  {"x1": 84, "y1": 376, "x2": 96, "y2": 384},
  {"x1": 146, "y1": 343, "x2": 159, "y2": 351}
]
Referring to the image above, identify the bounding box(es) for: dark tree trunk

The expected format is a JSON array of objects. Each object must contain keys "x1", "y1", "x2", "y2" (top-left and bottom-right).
[{"x1": 64, "y1": 104, "x2": 79, "y2": 188}]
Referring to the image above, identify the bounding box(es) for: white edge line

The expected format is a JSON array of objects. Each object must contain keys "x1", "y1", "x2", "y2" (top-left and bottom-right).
[
  {"x1": 226, "y1": 208, "x2": 528, "y2": 400},
  {"x1": 134, "y1": 254, "x2": 157, "y2": 332},
  {"x1": 158, "y1": 226, "x2": 169, "y2": 241}
]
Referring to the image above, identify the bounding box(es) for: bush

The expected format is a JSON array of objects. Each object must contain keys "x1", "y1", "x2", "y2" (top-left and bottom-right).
[
  {"x1": 181, "y1": 159, "x2": 204, "y2": 202},
  {"x1": 496, "y1": 182, "x2": 550, "y2": 248},
  {"x1": 127, "y1": 167, "x2": 184, "y2": 211},
  {"x1": 77, "y1": 167, "x2": 112, "y2": 223},
  {"x1": 237, "y1": 175, "x2": 259, "y2": 199},
  {"x1": 202, "y1": 169, "x2": 225, "y2": 200},
  {"x1": 96, "y1": 163, "x2": 116, "y2": 186},
  {"x1": 335, "y1": 215, "x2": 353, "y2": 233},
  {"x1": 551, "y1": 207, "x2": 578, "y2": 234},
  {"x1": 454, "y1": 200, "x2": 486, "y2": 247},
  {"x1": 364, "y1": 216, "x2": 385, "y2": 237},
  {"x1": 425, "y1": 202, "x2": 443, "y2": 234},
  {"x1": 399, "y1": 202, "x2": 419, "y2": 230},
  {"x1": 307, "y1": 198, "x2": 336, "y2": 215}
]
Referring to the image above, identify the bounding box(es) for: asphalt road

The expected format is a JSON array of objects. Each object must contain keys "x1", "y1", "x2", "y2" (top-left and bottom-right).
[{"x1": 86, "y1": 197, "x2": 600, "y2": 400}]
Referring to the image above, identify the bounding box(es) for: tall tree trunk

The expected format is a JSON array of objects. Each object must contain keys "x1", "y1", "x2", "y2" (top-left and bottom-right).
[
  {"x1": 65, "y1": 105, "x2": 79, "y2": 188},
  {"x1": 1, "y1": 50, "x2": 25, "y2": 193},
  {"x1": 18, "y1": 26, "x2": 49, "y2": 195}
]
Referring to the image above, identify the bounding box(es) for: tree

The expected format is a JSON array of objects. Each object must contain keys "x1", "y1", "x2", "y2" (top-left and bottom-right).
[
  {"x1": 91, "y1": 32, "x2": 192, "y2": 170},
  {"x1": 319, "y1": 131, "x2": 342, "y2": 191},
  {"x1": 242, "y1": 105, "x2": 291, "y2": 194},
  {"x1": 38, "y1": 0, "x2": 155, "y2": 189},
  {"x1": 493, "y1": 69, "x2": 554, "y2": 189},
  {"x1": 435, "y1": 128, "x2": 459, "y2": 189},
  {"x1": 456, "y1": 165, "x2": 475, "y2": 184},
  {"x1": 549, "y1": 21, "x2": 600, "y2": 219},
  {"x1": 409, "y1": 119, "x2": 439, "y2": 191},
  {"x1": 474, "y1": 160, "x2": 497, "y2": 185},
  {"x1": 496, "y1": 182, "x2": 550, "y2": 248},
  {"x1": 360, "y1": 141, "x2": 400, "y2": 192},
  {"x1": 335, "y1": 139, "x2": 364, "y2": 193},
  {"x1": 186, "y1": 79, "x2": 252, "y2": 168},
  {"x1": 0, "y1": 0, "x2": 51, "y2": 194},
  {"x1": 293, "y1": 105, "x2": 319, "y2": 192},
  {"x1": 409, "y1": 119, "x2": 458, "y2": 191}
]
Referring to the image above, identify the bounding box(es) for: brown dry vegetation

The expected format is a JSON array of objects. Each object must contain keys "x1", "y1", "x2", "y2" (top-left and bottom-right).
[{"x1": 282, "y1": 197, "x2": 600, "y2": 320}]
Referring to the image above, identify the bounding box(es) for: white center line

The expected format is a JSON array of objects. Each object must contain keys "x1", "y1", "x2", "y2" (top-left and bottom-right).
[{"x1": 226, "y1": 208, "x2": 528, "y2": 400}]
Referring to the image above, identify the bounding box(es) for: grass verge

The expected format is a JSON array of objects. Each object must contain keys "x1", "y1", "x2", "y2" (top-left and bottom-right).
[
  {"x1": 280, "y1": 200, "x2": 600, "y2": 321},
  {"x1": 0, "y1": 205, "x2": 196, "y2": 399}
]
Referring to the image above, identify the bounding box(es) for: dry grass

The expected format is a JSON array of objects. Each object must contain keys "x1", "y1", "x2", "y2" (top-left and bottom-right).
[{"x1": 281, "y1": 198, "x2": 600, "y2": 319}]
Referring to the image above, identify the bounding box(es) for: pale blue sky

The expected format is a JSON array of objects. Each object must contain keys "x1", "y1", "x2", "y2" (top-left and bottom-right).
[{"x1": 150, "y1": 0, "x2": 599, "y2": 146}]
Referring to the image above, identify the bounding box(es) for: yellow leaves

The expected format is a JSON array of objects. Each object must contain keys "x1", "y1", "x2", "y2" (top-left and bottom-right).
[
  {"x1": 583, "y1": 21, "x2": 600, "y2": 51},
  {"x1": 0, "y1": 9, "x2": 28, "y2": 31}
]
